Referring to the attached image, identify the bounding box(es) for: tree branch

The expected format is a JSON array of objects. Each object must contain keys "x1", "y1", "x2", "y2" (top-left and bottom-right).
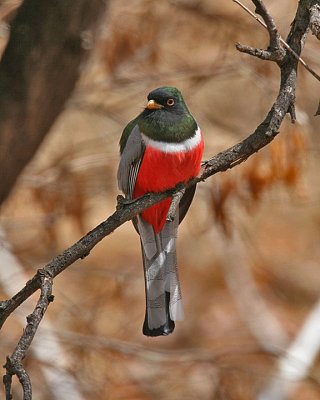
[
  {"x1": 252, "y1": 0, "x2": 281, "y2": 50},
  {"x1": 235, "y1": 42, "x2": 283, "y2": 62},
  {"x1": 232, "y1": 0, "x2": 286, "y2": 63},
  {"x1": 233, "y1": 0, "x2": 320, "y2": 82},
  {"x1": 0, "y1": 228, "x2": 85, "y2": 400},
  {"x1": 3, "y1": 270, "x2": 53, "y2": 400}
]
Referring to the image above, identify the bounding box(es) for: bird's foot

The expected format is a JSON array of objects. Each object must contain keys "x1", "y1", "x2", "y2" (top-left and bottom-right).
[{"x1": 116, "y1": 195, "x2": 137, "y2": 210}]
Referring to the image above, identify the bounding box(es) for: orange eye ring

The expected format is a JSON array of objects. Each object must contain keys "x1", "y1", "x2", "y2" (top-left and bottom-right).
[{"x1": 166, "y1": 98, "x2": 175, "y2": 106}]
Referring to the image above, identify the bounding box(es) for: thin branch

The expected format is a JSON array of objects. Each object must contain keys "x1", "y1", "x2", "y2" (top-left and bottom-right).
[
  {"x1": 3, "y1": 373, "x2": 12, "y2": 400},
  {"x1": 235, "y1": 43, "x2": 283, "y2": 62},
  {"x1": 3, "y1": 270, "x2": 53, "y2": 400},
  {"x1": 252, "y1": 0, "x2": 281, "y2": 50},
  {"x1": 0, "y1": 229, "x2": 85, "y2": 400},
  {"x1": 3, "y1": 357, "x2": 31, "y2": 400},
  {"x1": 232, "y1": 0, "x2": 320, "y2": 81}
]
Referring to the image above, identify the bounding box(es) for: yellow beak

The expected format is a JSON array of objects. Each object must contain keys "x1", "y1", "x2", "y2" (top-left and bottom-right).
[{"x1": 146, "y1": 99, "x2": 163, "y2": 110}]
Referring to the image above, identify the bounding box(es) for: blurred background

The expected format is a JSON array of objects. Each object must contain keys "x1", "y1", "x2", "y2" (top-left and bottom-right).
[{"x1": 1, "y1": 0, "x2": 320, "y2": 399}]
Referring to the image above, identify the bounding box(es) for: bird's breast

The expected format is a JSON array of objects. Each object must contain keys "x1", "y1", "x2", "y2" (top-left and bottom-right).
[
  {"x1": 133, "y1": 128, "x2": 204, "y2": 233},
  {"x1": 134, "y1": 130, "x2": 204, "y2": 195}
]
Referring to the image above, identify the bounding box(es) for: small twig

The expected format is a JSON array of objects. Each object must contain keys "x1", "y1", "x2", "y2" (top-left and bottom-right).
[
  {"x1": 0, "y1": 228, "x2": 85, "y2": 400},
  {"x1": 235, "y1": 43, "x2": 283, "y2": 62},
  {"x1": 252, "y1": 0, "x2": 280, "y2": 50},
  {"x1": 166, "y1": 187, "x2": 185, "y2": 221},
  {"x1": 3, "y1": 270, "x2": 53, "y2": 400},
  {"x1": 3, "y1": 373, "x2": 12, "y2": 400},
  {"x1": 288, "y1": 102, "x2": 297, "y2": 123},
  {"x1": 234, "y1": 0, "x2": 286, "y2": 65},
  {"x1": 3, "y1": 357, "x2": 31, "y2": 400},
  {"x1": 232, "y1": 0, "x2": 320, "y2": 81}
]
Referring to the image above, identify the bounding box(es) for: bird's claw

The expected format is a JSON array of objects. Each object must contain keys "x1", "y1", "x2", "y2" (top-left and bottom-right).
[{"x1": 116, "y1": 195, "x2": 137, "y2": 210}]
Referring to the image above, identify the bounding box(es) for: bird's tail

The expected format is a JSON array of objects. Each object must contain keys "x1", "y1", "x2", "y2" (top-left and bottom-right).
[{"x1": 137, "y1": 213, "x2": 184, "y2": 337}]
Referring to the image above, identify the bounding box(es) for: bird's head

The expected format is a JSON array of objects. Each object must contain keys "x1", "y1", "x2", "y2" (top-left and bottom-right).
[
  {"x1": 135, "y1": 86, "x2": 196, "y2": 143},
  {"x1": 145, "y1": 86, "x2": 189, "y2": 115}
]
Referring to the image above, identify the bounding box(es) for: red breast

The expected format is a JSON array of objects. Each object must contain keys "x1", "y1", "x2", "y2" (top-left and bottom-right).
[{"x1": 134, "y1": 134, "x2": 204, "y2": 233}]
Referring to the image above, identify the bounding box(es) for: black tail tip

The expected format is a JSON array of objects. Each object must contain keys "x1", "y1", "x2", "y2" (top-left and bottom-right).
[
  {"x1": 143, "y1": 291, "x2": 175, "y2": 337},
  {"x1": 143, "y1": 319, "x2": 175, "y2": 337}
]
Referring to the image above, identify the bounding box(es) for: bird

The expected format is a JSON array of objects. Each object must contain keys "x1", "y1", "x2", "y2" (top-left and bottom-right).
[{"x1": 117, "y1": 86, "x2": 204, "y2": 336}]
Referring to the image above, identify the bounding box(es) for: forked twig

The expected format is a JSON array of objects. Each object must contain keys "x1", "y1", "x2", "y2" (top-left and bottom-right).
[
  {"x1": 3, "y1": 271, "x2": 53, "y2": 400},
  {"x1": 232, "y1": 0, "x2": 320, "y2": 81}
]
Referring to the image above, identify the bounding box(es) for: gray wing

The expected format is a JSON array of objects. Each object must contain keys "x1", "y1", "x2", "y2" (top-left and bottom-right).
[{"x1": 117, "y1": 124, "x2": 145, "y2": 199}]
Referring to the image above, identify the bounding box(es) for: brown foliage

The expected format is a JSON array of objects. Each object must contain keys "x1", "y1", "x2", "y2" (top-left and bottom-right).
[{"x1": 209, "y1": 123, "x2": 308, "y2": 233}]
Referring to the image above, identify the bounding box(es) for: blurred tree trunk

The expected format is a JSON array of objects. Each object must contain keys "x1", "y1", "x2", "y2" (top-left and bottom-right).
[{"x1": 0, "y1": 0, "x2": 108, "y2": 205}]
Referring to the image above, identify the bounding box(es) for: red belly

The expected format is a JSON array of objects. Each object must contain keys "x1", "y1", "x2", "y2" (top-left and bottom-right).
[{"x1": 133, "y1": 141, "x2": 204, "y2": 233}]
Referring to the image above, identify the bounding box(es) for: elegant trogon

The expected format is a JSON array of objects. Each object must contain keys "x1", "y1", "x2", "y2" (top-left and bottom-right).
[{"x1": 117, "y1": 86, "x2": 204, "y2": 336}]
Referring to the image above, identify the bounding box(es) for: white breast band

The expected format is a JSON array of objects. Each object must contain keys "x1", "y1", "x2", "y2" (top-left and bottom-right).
[{"x1": 141, "y1": 126, "x2": 201, "y2": 154}]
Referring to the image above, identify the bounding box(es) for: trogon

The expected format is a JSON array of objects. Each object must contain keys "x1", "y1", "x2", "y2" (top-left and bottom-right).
[{"x1": 117, "y1": 86, "x2": 204, "y2": 336}]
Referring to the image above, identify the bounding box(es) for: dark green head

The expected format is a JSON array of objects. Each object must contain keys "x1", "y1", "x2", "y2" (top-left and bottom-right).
[
  {"x1": 146, "y1": 86, "x2": 189, "y2": 114},
  {"x1": 120, "y1": 87, "x2": 197, "y2": 152}
]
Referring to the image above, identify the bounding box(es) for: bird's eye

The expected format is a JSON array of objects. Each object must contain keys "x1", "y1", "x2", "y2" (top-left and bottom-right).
[{"x1": 166, "y1": 98, "x2": 175, "y2": 106}]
